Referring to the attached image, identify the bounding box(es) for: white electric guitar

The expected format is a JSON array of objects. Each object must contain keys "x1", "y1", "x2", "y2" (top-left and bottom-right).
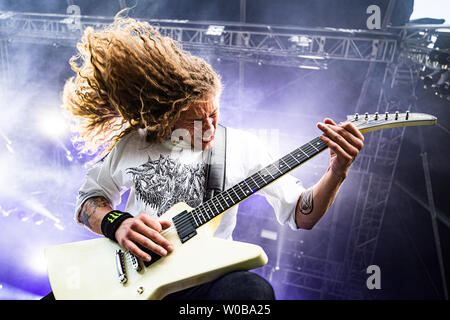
[{"x1": 45, "y1": 111, "x2": 437, "y2": 299}]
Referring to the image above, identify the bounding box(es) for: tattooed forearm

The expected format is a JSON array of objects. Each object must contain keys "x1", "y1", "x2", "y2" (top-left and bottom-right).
[
  {"x1": 79, "y1": 196, "x2": 112, "y2": 229},
  {"x1": 299, "y1": 187, "x2": 314, "y2": 215},
  {"x1": 80, "y1": 210, "x2": 93, "y2": 229}
]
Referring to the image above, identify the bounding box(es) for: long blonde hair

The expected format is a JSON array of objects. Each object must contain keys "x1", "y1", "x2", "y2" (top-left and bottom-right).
[{"x1": 63, "y1": 16, "x2": 222, "y2": 157}]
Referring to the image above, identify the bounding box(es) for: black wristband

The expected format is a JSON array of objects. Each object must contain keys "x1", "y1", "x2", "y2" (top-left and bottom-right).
[{"x1": 101, "y1": 210, "x2": 133, "y2": 242}]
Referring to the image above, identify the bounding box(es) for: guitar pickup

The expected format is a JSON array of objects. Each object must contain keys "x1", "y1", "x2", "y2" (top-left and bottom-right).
[
  {"x1": 126, "y1": 252, "x2": 142, "y2": 272},
  {"x1": 173, "y1": 210, "x2": 197, "y2": 243},
  {"x1": 137, "y1": 243, "x2": 162, "y2": 268}
]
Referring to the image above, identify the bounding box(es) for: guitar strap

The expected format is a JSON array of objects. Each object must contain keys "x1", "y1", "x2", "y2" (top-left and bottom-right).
[{"x1": 204, "y1": 124, "x2": 227, "y2": 201}]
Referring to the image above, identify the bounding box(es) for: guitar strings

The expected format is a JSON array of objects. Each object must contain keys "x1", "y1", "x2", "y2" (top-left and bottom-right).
[
  {"x1": 139, "y1": 126, "x2": 371, "y2": 251},
  {"x1": 163, "y1": 137, "x2": 326, "y2": 236},
  {"x1": 147, "y1": 137, "x2": 327, "y2": 250},
  {"x1": 173, "y1": 121, "x2": 392, "y2": 236},
  {"x1": 151, "y1": 122, "x2": 378, "y2": 239},
  {"x1": 133, "y1": 119, "x2": 417, "y2": 254},
  {"x1": 167, "y1": 137, "x2": 326, "y2": 232}
]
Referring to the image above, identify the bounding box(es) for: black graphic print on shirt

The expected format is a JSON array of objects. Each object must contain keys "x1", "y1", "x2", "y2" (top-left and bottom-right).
[{"x1": 126, "y1": 154, "x2": 207, "y2": 216}]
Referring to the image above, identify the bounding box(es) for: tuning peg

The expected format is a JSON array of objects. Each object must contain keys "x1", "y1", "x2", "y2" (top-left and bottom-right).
[
  {"x1": 395, "y1": 111, "x2": 399, "y2": 120},
  {"x1": 385, "y1": 112, "x2": 389, "y2": 120},
  {"x1": 364, "y1": 112, "x2": 368, "y2": 120},
  {"x1": 354, "y1": 113, "x2": 359, "y2": 120},
  {"x1": 406, "y1": 110, "x2": 409, "y2": 120},
  {"x1": 375, "y1": 112, "x2": 379, "y2": 120}
]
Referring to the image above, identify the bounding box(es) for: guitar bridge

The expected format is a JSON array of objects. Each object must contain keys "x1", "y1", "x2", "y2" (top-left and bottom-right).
[
  {"x1": 115, "y1": 249, "x2": 127, "y2": 284},
  {"x1": 173, "y1": 210, "x2": 197, "y2": 243}
]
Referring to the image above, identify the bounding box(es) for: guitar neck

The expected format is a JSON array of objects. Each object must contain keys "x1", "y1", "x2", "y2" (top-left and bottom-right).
[
  {"x1": 189, "y1": 136, "x2": 328, "y2": 228},
  {"x1": 173, "y1": 111, "x2": 437, "y2": 239}
]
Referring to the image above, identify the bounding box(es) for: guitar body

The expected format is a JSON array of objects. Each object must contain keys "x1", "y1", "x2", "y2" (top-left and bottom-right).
[{"x1": 45, "y1": 202, "x2": 268, "y2": 300}]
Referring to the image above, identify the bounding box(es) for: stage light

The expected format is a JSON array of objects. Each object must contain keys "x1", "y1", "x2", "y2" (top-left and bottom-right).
[
  {"x1": 0, "y1": 12, "x2": 14, "y2": 19},
  {"x1": 29, "y1": 251, "x2": 48, "y2": 275},
  {"x1": 298, "y1": 65, "x2": 321, "y2": 70},
  {"x1": 421, "y1": 69, "x2": 444, "y2": 88},
  {"x1": 57, "y1": 141, "x2": 74, "y2": 162},
  {"x1": 65, "y1": 150, "x2": 73, "y2": 162},
  {"x1": 297, "y1": 54, "x2": 325, "y2": 60},
  {"x1": 289, "y1": 35, "x2": 312, "y2": 47},
  {"x1": 36, "y1": 109, "x2": 68, "y2": 139},
  {"x1": 1, "y1": 207, "x2": 15, "y2": 217},
  {"x1": 421, "y1": 69, "x2": 450, "y2": 98},
  {"x1": 427, "y1": 35, "x2": 438, "y2": 49},
  {"x1": 206, "y1": 25, "x2": 224, "y2": 36},
  {"x1": 260, "y1": 229, "x2": 278, "y2": 241}
]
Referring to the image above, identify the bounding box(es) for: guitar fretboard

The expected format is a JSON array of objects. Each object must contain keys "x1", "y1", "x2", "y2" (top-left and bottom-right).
[{"x1": 187, "y1": 136, "x2": 328, "y2": 228}]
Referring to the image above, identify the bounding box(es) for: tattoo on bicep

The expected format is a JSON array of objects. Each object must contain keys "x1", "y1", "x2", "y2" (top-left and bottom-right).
[
  {"x1": 299, "y1": 188, "x2": 314, "y2": 215},
  {"x1": 79, "y1": 196, "x2": 111, "y2": 228}
]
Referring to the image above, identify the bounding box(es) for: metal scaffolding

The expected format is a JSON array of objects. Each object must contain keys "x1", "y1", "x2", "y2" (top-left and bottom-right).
[
  {"x1": 335, "y1": 44, "x2": 431, "y2": 300},
  {"x1": 0, "y1": 11, "x2": 398, "y2": 68}
]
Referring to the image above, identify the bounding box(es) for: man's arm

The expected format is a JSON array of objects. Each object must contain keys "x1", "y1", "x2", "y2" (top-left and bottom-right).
[
  {"x1": 79, "y1": 196, "x2": 113, "y2": 235},
  {"x1": 295, "y1": 118, "x2": 364, "y2": 229},
  {"x1": 295, "y1": 167, "x2": 345, "y2": 229},
  {"x1": 78, "y1": 196, "x2": 174, "y2": 261}
]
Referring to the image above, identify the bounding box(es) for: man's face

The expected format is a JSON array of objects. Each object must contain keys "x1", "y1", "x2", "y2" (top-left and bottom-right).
[{"x1": 173, "y1": 93, "x2": 219, "y2": 150}]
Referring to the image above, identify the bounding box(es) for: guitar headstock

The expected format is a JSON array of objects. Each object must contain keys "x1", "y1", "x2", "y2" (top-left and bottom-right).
[{"x1": 346, "y1": 111, "x2": 437, "y2": 134}]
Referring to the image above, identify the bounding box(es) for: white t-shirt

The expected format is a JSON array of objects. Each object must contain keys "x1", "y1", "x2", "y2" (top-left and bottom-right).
[{"x1": 75, "y1": 126, "x2": 305, "y2": 239}]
